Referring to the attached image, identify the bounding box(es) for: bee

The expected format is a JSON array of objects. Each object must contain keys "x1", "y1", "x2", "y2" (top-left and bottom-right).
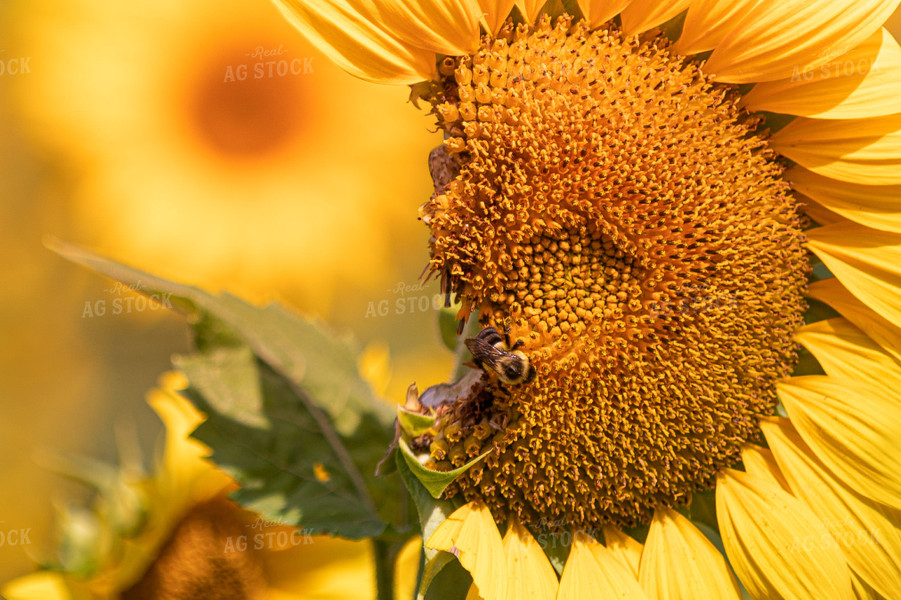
[{"x1": 464, "y1": 326, "x2": 536, "y2": 386}]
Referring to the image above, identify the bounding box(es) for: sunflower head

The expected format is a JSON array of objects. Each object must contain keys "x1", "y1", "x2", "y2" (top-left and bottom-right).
[{"x1": 416, "y1": 15, "x2": 808, "y2": 530}]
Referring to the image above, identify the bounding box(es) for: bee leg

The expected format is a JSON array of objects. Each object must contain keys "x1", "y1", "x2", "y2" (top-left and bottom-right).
[{"x1": 509, "y1": 339, "x2": 525, "y2": 351}]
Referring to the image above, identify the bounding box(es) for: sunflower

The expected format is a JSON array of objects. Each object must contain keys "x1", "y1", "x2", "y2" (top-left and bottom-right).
[
  {"x1": 10, "y1": 0, "x2": 436, "y2": 315},
  {"x1": 273, "y1": 0, "x2": 901, "y2": 597},
  {"x1": 0, "y1": 373, "x2": 417, "y2": 600}
]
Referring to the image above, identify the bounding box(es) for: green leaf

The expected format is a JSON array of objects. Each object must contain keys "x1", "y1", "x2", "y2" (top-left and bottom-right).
[
  {"x1": 422, "y1": 558, "x2": 471, "y2": 600},
  {"x1": 534, "y1": 532, "x2": 571, "y2": 576},
  {"x1": 398, "y1": 438, "x2": 491, "y2": 499},
  {"x1": 688, "y1": 488, "x2": 718, "y2": 532},
  {"x1": 50, "y1": 239, "x2": 407, "y2": 540}
]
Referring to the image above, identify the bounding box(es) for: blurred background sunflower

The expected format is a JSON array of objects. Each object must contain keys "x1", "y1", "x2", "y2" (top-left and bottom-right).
[{"x1": 0, "y1": 0, "x2": 456, "y2": 584}]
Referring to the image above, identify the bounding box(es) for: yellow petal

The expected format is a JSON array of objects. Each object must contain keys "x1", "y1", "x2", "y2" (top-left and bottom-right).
[
  {"x1": 0, "y1": 572, "x2": 73, "y2": 600},
  {"x1": 771, "y1": 114, "x2": 901, "y2": 185},
  {"x1": 479, "y1": 0, "x2": 517, "y2": 35},
  {"x1": 808, "y1": 277, "x2": 901, "y2": 365},
  {"x1": 716, "y1": 468, "x2": 855, "y2": 600},
  {"x1": 273, "y1": 0, "x2": 436, "y2": 84},
  {"x1": 674, "y1": 0, "x2": 758, "y2": 55},
  {"x1": 741, "y1": 29, "x2": 901, "y2": 119},
  {"x1": 557, "y1": 533, "x2": 649, "y2": 600},
  {"x1": 803, "y1": 197, "x2": 847, "y2": 228},
  {"x1": 375, "y1": 0, "x2": 482, "y2": 57},
  {"x1": 515, "y1": 0, "x2": 545, "y2": 23},
  {"x1": 761, "y1": 417, "x2": 901, "y2": 599},
  {"x1": 851, "y1": 576, "x2": 882, "y2": 600},
  {"x1": 146, "y1": 383, "x2": 232, "y2": 500},
  {"x1": 639, "y1": 506, "x2": 741, "y2": 600},
  {"x1": 602, "y1": 526, "x2": 643, "y2": 579},
  {"x1": 807, "y1": 223, "x2": 901, "y2": 327},
  {"x1": 778, "y1": 376, "x2": 901, "y2": 510},
  {"x1": 788, "y1": 167, "x2": 901, "y2": 233},
  {"x1": 425, "y1": 501, "x2": 507, "y2": 600},
  {"x1": 576, "y1": 0, "x2": 633, "y2": 29},
  {"x1": 619, "y1": 0, "x2": 690, "y2": 37},
  {"x1": 795, "y1": 318, "x2": 901, "y2": 402},
  {"x1": 466, "y1": 583, "x2": 484, "y2": 600},
  {"x1": 393, "y1": 537, "x2": 423, "y2": 600},
  {"x1": 740, "y1": 444, "x2": 792, "y2": 493},
  {"x1": 502, "y1": 519, "x2": 559, "y2": 599},
  {"x1": 259, "y1": 535, "x2": 377, "y2": 599},
  {"x1": 703, "y1": 0, "x2": 901, "y2": 83},
  {"x1": 358, "y1": 341, "x2": 392, "y2": 397}
]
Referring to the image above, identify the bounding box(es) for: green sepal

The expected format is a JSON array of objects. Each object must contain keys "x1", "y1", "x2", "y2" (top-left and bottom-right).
[
  {"x1": 398, "y1": 437, "x2": 491, "y2": 500},
  {"x1": 394, "y1": 450, "x2": 468, "y2": 600},
  {"x1": 398, "y1": 408, "x2": 436, "y2": 437}
]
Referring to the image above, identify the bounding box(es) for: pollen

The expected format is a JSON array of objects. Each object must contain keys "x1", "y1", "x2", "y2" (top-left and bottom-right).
[{"x1": 420, "y1": 17, "x2": 807, "y2": 530}]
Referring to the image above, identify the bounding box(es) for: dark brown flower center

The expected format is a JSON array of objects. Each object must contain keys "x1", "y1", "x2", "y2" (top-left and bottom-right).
[
  {"x1": 122, "y1": 495, "x2": 265, "y2": 600},
  {"x1": 420, "y1": 16, "x2": 807, "y2": 530}
]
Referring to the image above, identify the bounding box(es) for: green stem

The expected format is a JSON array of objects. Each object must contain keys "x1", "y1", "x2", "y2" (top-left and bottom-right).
[{"x1": 373, "y1": 538, "x2": 402, "y2": 600}]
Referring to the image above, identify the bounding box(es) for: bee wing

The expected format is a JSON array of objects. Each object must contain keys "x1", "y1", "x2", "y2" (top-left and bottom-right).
[{"x1": 464, "y1": 337, "x2": 505, "y2": 372}]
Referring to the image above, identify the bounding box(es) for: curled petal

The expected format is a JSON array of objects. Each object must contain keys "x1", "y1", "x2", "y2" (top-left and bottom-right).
[{"x1": 425, "y1": 501, "x2": 507, "y2": 600}]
